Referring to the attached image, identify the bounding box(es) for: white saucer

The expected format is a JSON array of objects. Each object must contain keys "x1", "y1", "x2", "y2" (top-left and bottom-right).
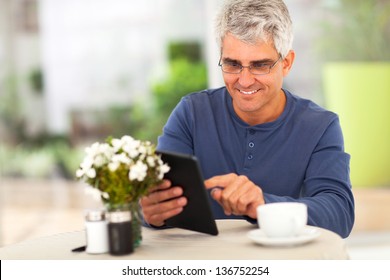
[{"x1": 247, "y1": 226, "x2": 321, "y2": 247}]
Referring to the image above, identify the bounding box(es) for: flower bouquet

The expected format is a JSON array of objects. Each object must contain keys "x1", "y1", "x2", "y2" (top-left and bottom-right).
[{"x1": 76, "y1": 135, "x2": 170, "y2": 247}]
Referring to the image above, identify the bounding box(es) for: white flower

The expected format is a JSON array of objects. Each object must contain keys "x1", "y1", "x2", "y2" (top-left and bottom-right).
[
  {"x1": 113, "y1": 153, "x2": 131, "y2": 164},
  {"x1": 146, "y1": 156, "x2": 156, "y2": 167},
  {"x1": 111, "y1": 138, "x2": 123, "y2": 152},
  {"x1": 93, "y1": 154, "x2": 106, "y2": 167},
  {"x1": 108, "y1": 153, "x2": 131, "y2": 171},
  {"x1": 129, "y1": 160, "x2": 148, "y2": 181},
  {"x1": 123, "y1": 139, "x2": 141, "y2": 158},
  {"x1": 84, "y1": 185, "x2": 102, "y2": 201},
  {"x1": 76, "y1": 135, "x2": 171, "y2": 203},
  {"x1": 138, "y1": 145, "x2": 147, "y2": 155},
  {"x1": 85, "y1": 142, "x2": 100, "y2": 156},
  {"x1": 108, "y1": 161, "x2": 120, "y2": 172},
  {"x1": 158, "y1": 162, "x2": 170, "y2": 180},
  {"x1": 101, "y1": 192, "x2": 110, "y2": 200},
  {"x1": 144, "y1": 143, "x2": 153, "y2": 155},
  {"x1": 76, "y1": 157, "x2": 96, "y2": 179},
  {"x1": 86, "y1": 168, "x2": 96, "y2": 178},
  {"x1": 83, "y1": 142, "x2": 113, "y2": 168},
  {"x1": 98, "y1": 143, "x2": 114, "y2": 163},
  {"x1": 121, "y1": 135, "x2": 134, "y2": 143}
]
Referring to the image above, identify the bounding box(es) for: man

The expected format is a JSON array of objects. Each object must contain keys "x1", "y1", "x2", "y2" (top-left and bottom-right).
[{"x1": 141, "y1": 0, "x2": 354, "y2": 238}]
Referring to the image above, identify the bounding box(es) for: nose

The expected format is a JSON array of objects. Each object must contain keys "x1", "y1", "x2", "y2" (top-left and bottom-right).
[{"x1": 238, "y1": 67, "x2": 256, "y2": 88}]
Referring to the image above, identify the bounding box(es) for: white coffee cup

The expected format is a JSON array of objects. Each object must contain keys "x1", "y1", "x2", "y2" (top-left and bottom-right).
[{"x1": 257, "y1": 202, "x2": 308, "y2": 238}]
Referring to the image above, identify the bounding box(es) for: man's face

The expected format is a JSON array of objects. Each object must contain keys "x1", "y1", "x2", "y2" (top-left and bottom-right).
[{"x1": 220, "y1": 33, "x2": 294, "y2": 125}]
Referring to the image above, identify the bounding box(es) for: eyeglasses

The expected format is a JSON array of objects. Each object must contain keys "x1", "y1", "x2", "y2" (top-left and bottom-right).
[{"x1": 218, "y1": 55, "x2": 282, "y2": 75}]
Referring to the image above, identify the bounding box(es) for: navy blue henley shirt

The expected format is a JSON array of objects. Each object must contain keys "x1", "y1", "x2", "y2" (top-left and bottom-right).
[{"x1": 157, "y1": 87, "x2": 354, "y2": 238}]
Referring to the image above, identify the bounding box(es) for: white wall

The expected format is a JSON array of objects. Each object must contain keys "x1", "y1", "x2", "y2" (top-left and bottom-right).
[
  {"x1": 39, "y1": 0, "x2": 208, "y2": 134},
  {"x1": 5, "y1": 0, "x2": 325, "y2": 135},
  {"x1": 39, "y1": 0, "x2": 162, "y2": 133}
]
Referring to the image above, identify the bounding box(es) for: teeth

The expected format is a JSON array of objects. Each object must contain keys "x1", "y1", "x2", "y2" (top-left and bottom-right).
[{"x1": 239, "y1": 89, "x2": 258, "y2": 95}]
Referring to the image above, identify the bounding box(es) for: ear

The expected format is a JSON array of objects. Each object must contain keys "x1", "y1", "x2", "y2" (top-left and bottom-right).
[{"x1": 282, "y1": 50, "x2": 295, "y2": 77}]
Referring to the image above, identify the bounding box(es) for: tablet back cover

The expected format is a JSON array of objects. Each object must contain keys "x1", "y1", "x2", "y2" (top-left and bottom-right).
[{"x1": 158, "y1": 151, "x2": 218, "y2": 235}]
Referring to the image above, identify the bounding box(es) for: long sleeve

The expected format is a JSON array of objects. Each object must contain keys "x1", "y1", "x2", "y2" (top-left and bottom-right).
[
  {"x1": 156, "y1": 87, "x2": 354, "y2": 238},
  {"x1": 263, "y1": 118, "x2": 354, "y2": 238}
]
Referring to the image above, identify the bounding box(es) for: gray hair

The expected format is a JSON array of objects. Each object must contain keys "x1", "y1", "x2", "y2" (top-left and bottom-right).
[{"x1": 215, "y1": 0, "x2": 293, "y2": 58}]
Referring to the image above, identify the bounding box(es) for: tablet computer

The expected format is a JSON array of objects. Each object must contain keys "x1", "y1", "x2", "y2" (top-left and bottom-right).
[{"x1": 157, "y1": 150, "x2": 219, "y2": 235}]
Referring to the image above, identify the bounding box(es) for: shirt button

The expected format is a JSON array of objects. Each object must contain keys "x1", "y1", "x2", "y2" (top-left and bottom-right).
[
  {"x1": 248, "y1": 142, "x2": 255, "y2": 148},
  {"x1": 249, "y1": 129, "x2": 255, "y2": 135},
  {"x1": 248, "y1": 154, "x2": 253, "y2": 160}
]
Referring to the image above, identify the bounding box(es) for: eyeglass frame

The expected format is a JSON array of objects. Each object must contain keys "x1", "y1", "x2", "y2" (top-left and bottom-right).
[{"x1": 218, "y1": 55, "x2": 282, "y2": 75}]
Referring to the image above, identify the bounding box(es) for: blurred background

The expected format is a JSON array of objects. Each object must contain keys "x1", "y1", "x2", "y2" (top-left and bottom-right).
[{"x1": 1, "y1": 0, "x2": 389, "y2": 259}]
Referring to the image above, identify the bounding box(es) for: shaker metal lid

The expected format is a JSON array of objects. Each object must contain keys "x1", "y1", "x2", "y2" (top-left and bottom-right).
[
  {"x1": 85, "y1": 209, "x2": 106, "y2": 221},
  {"x1": 108, "y1": 210, "x2": 132, "y2": 223}
]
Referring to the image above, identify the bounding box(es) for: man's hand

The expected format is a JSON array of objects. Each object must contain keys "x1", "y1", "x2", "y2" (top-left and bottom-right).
[
  {"x1": 204, "y1": 173, "x2": 265, "y2": 219},
  {"x1": 140, "y1": 179, "x2": 187, "y2": 227}
]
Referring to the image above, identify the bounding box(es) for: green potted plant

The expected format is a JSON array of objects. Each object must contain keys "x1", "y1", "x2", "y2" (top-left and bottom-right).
[
  {"x1": 319, "y1": 0, "x2": 390, "y2": 187},
  {"x1": 76, "y1": 135, "x2": 170, "y2": 247}
]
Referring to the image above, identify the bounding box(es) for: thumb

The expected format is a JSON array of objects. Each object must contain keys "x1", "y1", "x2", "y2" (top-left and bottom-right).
[{"x1": 210, "y1": 188, "x2": 222, "y2": 202}]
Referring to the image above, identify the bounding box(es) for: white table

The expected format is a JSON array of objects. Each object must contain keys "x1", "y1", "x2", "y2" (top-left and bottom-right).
[{"x1": 0, "y1": 220, "x2": 349, "y2": 260}]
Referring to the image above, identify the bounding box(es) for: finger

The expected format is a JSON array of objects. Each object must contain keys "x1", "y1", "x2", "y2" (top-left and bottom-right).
[
  {"x1": 147, "y1": 207, "x2": 184, "y2": 226},
  {"x1": 210, "y1": 188, "x2": 232, "y2": 216},
  {"x1": 148, "y1": 179, "x2": 171, "y2": 193},
  {"x1": 231, "y1": 183, "x2": 264, "y2": 217},
  {"x1": 206, "y1": 174, "x2": 241, "y2": 215},
  {"x1": 218, "y1": 175, "x2": 249, "y2": 214},
  {"x1": 220, "y1": 175, "x2": 248, "y2": 200},
  {"x1": 204, "y1": 173, "x2": 237, "y2": 189},
  {"x1": 210, "y1": 188, "x2": 222, "y2": 201},
  {"x1": 143, "y1": 196, "x2": 187, "y2": 226},
  {"x1": 143, "y1": 186, "x2": 183, "y2": 206},
  {"x1": 244, "y1": 190, "x2": 265, "y2": 218},
  {"x1": 140, "y1": 195, "x2": 155, "y2": 208},
  {"x1": 234, "y1": 184, "x2": 260, "y2": 213},
  {"x1": 215, "y1": 175, "x2": 258, "y2": 216}
]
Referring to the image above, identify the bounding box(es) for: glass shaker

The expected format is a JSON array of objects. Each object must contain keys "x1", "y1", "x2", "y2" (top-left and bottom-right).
[
  {"x1": 85, "y1": 209, "x2": 109, "y2": 254},
  {"x1": 108, "y1": 210, "x2": 133, "y2": 255}
]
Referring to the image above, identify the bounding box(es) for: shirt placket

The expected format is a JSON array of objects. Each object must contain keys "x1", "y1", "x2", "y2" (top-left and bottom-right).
[{"x1": 244, "y1": 128, "x2": 256, "y2": 169}]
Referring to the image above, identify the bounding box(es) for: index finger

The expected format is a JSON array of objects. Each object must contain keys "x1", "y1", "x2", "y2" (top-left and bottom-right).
[
  {"x1": 204, "y1": 173, "x2": 237, "y2": 189},
  {"x1": 148, "y1": 179, "x2": 171, "y2": 193}
]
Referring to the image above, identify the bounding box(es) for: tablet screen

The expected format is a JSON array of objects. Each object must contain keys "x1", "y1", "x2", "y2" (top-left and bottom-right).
[{"x1": 157, "y1": 150, "x2": 219, "y2": 235}]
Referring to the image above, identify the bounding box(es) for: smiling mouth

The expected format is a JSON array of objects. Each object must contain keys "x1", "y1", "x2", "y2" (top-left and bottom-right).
[{"x1": 239, "y1": 89, "x2": 259, "y2": 95}]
